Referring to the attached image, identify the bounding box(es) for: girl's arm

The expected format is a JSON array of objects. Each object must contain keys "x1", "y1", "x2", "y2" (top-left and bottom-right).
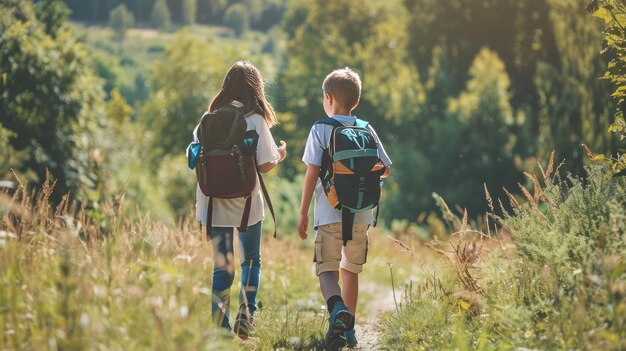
[
  {"x1": 298, "y1": 164, "x2": 320, "y2": 239},
  {"x1": 258, "y1": 140, "x2": 286, "y2": 173}
]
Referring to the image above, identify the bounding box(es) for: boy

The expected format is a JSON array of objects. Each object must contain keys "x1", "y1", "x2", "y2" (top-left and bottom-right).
[{"x1": 298, "y1": 67, "x2": 392, "y2": 349}]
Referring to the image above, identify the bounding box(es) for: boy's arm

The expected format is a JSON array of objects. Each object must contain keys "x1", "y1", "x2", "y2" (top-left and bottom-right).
[
  {"x1": 382, "y1": 166, "x2": 391, "y2": 178},
  {"x1": 298, "y1": 164, "x2": 320, "y2": 240}
]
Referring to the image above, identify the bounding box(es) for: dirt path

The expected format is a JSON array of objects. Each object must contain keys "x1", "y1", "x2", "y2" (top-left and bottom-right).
[{"x1": 354, "y1": 282, "x2": 398, "y2": 350}]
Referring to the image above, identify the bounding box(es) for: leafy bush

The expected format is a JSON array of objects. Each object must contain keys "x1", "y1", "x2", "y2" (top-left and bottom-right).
[
  {"x1": 381, "y1": 163, "x2": 626, "y2": 350},
  {"x1": 181, "y1": 0, "x2": 197, "y2": 25},
  {"x1": 0, "y1": 0, "x2": 105, "y2": 201},
  {"x1": 108, "y1": 4, "x2": 134, "y2": 41},
  {"x1": 224, "y1": 3, "x2": 250, "y2": 37},
  {"x1": 151, "y1": 0, "x2": 171, "y2": 30}
]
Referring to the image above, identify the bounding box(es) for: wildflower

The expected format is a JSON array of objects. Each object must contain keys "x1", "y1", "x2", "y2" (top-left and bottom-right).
[
  {"x1": 180, "y1": 305, "x2": 189, "y2": 319},
  {"x1": 80, "y1": 313, "x2": 90, "y2": 328},
  {"x1": 288, "y1": 336, "x2": 301, "y2": 346}
]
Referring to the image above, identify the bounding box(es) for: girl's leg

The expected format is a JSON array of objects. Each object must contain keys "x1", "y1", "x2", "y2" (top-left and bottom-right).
[
  {"x1": 210, "y1": 226, "x2": 235, "y2": 330},
  {"x1": 237, "y1": 221, "x2": 262, "y2": 316}
]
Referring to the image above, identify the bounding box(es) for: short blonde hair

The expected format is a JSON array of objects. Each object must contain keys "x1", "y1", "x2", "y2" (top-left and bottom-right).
[{"x1": 322, "y1": 67, "x2": 361, "y2": 111}]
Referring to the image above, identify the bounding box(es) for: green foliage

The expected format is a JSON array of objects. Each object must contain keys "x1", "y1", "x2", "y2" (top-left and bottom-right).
[
  {"x1": 108, "y1": 4, "x2": 134, "y2": 41},
  {"x1": 588, "y1": 0, "x2": 626, "y2": 173},
  {"x1": 381, "y1": 166, "x2": 626, "y2": 349},
  {"x1": 442, "y1": 48, "x2": 524, "y2": 211},
  {"x1": 0, "y1": 0, "x2": 105, "y2": 200},
  {"x1": 533, "y1": 0, "x2": 610, "y2": 171},
  {"x1": 181, "y1": 0, "x2": 197, "y2": 25},
  {"x1": 277, "y1": 0, "x2": 420, "y2": 179},
  {"x1": 34, "y1": 0, "x2": 70, "y2": 37},
  {"x1": 106, "y1": 89, "x2": 133, "y2": 127},
  {"x1": 0, "y1": 123, "x2": 29, "y2": 180},
  {"x1": 156, "y1": 154, "x2": 196, "y2": 220},
  {"x1": 151, "y1": 0, "x2": 171, "y2": 30},
  {"x1": 141, "y1": 31, "x2": 241, "y2": 155},
  {"x1": 224, "y1": 3, "x2": 250, "y2": 37}
]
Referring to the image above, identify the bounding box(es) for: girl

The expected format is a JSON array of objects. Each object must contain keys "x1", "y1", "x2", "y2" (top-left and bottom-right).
[{"x1": 191, "y1": 61, "x2": 286, "y2": 339}]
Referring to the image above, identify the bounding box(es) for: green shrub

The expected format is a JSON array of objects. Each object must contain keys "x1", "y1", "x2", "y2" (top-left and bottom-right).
[
  {"x1": 151, "y1": 0, "x2": 171, "y2": 30},
  {"x1": 109, "y1": 4, "x2": 134, "y2": 41},
  {"x1": 381, "y1": 165, "x2": 626, "y2": 350},
  {"x1": 224, "y1": 3, "x2": 249, "y2": 37}
]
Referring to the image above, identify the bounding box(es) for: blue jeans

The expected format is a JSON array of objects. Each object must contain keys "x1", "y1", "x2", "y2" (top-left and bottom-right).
[{"x1": 211, "y1": 221, "x2": 262, "y2": 330}]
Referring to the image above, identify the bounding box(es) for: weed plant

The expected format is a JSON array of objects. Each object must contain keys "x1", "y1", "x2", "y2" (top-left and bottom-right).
[
  {"x1": 381, "y1": 161, "x2": 626, "y2": 350},
  {"x1": 0, "y1": 177, "x2": 327, "y2": 350}
]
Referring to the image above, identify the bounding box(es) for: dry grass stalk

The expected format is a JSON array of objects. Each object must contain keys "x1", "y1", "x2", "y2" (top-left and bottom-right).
[
  {"x1": 436, "y1": 195, "x2": 457, "y2": 229},
  {"x1": 484, "y1": 183, "x2": 494, "y2": 213},
  {"x1": 389, "y1": 236, "x2": 416, "y2": 257},
  {"x1": 497, "y1": 198, "x2": 509, "y2": 217},
  {"x1": 450, "y1": 240, "x2": 483, "y2": 293},
  {"x1": 502, "y1": 187, "x2": 520, "y2": 210},
  {"x1": 524, "y1": 172, "x2": 543, "y2": 205},
  {"x1": 518, "y1": 182, "x2": 535, "y2": 207},
  {"x1": 581, "y1": 143, "x2": 595, "y2": 161},
  {"x1": 389, "y1": 236, "x2": 438, "y2": 279},
  {"x1": 460, "y1": 209, "x2": 468, "y2": 237},
  {"x1": 546, "y1": 150, "x2": 555, "y2": 180}
]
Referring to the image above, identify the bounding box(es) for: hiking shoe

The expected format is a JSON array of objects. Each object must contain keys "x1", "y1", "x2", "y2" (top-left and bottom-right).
[
  {"x1": 233, "y1": 305, "x2": 254, "y2": 341},
  {"x1": 345, "y1": 329, "x2": 357, "y2": 348},
  {"x1": 325, "y1": 302, "x2": 351, "y2": 349}
]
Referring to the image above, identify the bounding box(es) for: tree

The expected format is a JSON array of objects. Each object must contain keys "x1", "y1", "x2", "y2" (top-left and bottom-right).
[
  {"x1": 224, "y1": 3, "x2": 249, "y2": 36},
  {"x1": 181, "y1": 0, "x2": 196, "y2": 25},
  {"x1": 0, "y1": 123, "x2": 29, "y2": 181},
  {"x1": 106, "y1": 89, "x2": 133, "y2": 126},
  {"x1": 109, "y1": 4, "x2": 135, "y2": 40},
  {"x1": 34, "y1": 0, "x2": 70, "y2": 37},
  {"x1": 533, "y1": 0, "x2": 610, "y2": 172},
  {"x1": 587, "y1": 0, "x2": 626, "y2": 173},
  {"x1": 439, "y1": 49, "x2": 524, "y2": 213},
  {"x1": 276, "y1": 0, "x2": 420, "y2": 177},
  {"x1": 151, "y1": 0, "x2": 171, "y2": 30},
  {"x1": 0, "y1": 0, "x2": 105, "y2": 201},
  {"x1": 141, "y1": 31, "x2": 241, "y2": 155}
]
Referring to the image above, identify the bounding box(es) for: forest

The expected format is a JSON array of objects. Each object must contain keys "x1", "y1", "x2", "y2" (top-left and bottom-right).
[
  {"x1": 2, "y1": 0, "x2": 620, "y2": 229},
  {"x1": 1, "y1": 0, "x2": 625, "y2": 350}
]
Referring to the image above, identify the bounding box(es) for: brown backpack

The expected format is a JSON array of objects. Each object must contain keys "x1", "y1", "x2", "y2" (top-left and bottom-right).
[{"x1": 195, "y1": 100, "x2": 276, "y2": 238}]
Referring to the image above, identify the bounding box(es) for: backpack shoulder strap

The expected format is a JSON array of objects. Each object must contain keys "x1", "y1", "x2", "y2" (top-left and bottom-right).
[
  {"x1": 355, "y1": 118, "x2": 369, "y2": 128},
  {"x1": 316, "y1": 117, "x2": 344, "y2": 128},
  {"x1": 256, "y1": 166, "x2": 277, "y2": 238}
]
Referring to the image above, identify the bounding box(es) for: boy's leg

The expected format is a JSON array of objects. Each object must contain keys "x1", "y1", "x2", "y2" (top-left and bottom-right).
[
  {"x1": 319, "y1": 271, "x2": 341, "y2": 300},
  {"x1": 340, "y1": 223, "x2": 369, "y2": 347},
  {"x1": 341, "y1": 268, "x2": 358, "y2": 315},
  {"x1": 315, "y1": 223, "x2": 351, "y2": 348},
  {"x1": 234, "y1": 221, "x2": 262, "y2": 339},
  {"x1": 315, "y1": 223, "x2": 345, "y2": 304},
  {"x1": 210, "y1": 226, "x2": 236, "y2": 330}
]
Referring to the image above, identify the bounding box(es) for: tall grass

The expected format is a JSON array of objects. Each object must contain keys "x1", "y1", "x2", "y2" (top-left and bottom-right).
[
  {"x1": 0, "y1": 176, "x2": 333, "y2": 350},
  {"x1": 0, "y1": 175, "x2": 421, "y2": 350},
  {"x1": 380, "y1": 162, "x2": 626, "y2": 350}
]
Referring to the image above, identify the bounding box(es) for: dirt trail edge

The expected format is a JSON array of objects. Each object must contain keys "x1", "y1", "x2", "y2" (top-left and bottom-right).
[{"x1": 355, "y1": 281, "x2": 397, "y2": 350}]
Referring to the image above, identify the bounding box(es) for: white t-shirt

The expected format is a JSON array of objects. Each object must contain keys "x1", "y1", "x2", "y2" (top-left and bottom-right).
[
  {"x1": 302, "y1": 115, "x2": 392, "y2": 228},
  {"x1": 192, "y1": 113, "x2": 280, "y2": 228}
]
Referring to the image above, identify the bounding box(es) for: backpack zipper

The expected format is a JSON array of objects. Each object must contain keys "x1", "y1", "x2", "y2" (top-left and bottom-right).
[{"x1": 231, "y1": 144, "x2": 248, "y2": 182}]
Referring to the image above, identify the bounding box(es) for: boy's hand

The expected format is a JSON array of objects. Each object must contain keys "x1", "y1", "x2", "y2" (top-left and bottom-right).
[
  {"x1": 277, "y1": 140, "x2": 287, "y2": 162},
  {"x1": 297, "y1": 214, "x2": 308, "y2": 240}
]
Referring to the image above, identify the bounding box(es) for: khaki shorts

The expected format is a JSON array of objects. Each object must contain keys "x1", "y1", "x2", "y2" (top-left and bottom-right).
[{"x1": 314, "y1": 223, "x2": 369, "y2": 276}]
